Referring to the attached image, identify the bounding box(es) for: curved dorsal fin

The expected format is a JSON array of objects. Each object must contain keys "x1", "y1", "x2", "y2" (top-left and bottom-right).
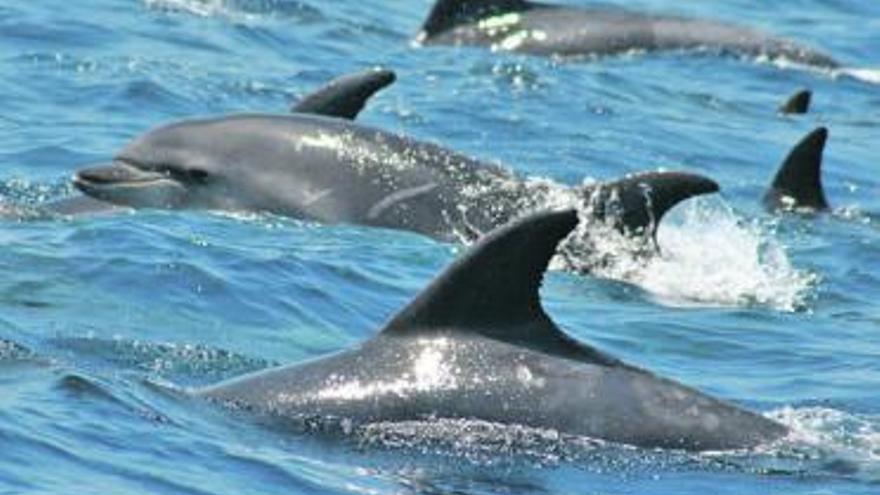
[
  {"x1": 418, "y1": 0, "x2": 533, "y2": 40},
  {"x1": 381, "y1": 209, "x2": 577, "y2": 336},
  {"x1": 291, "y1": 68, "x2": 396, "y2": 120},
  {"x1": 779, "y1": 88, "x2": 811, "y2": 114},
  {"x1": 587, "y1": 171, "x2": 719, "y2": 238},
  {"x1": 764, "y1": 127, "x2": 829, "y2": 211}
]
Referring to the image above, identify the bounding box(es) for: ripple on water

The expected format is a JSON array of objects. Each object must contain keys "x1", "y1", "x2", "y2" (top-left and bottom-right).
[
  {"x1": 48, "y1": 336, "x2": 273, "y2": 385},
  {"x1": 142, "y1": 0, "x2": 325, "y2": 24}
]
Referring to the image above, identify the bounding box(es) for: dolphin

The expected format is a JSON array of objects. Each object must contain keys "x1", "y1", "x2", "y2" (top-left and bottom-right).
[
  {"x1": 764, "y1": 127, "x2": 829, "y2": 212},
  {"x1": 71, "y1": 70, "x2": 718, "y2": 249},
  {"x1": 31, "y1": 68, "x2": 398, "y2": 219},
  {"x1": 199, "y1": 209, "x2": 788, "y2": 451},
  {"x1": 416, "y1": 0, "x2": 839, "y2": 68}
]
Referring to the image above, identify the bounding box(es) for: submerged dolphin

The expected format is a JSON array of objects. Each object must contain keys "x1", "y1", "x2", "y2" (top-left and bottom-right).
[
  {"x1": 416, "y1": 0, "x2": 839, "y2": 68},
  {"x1": 199, "y1": 209, "x2": 787, "y2": 451},
  {"x1": 72, "y1": 70, "x2": 718, "y2": 248},
  {"x1": 764, "y1": 127, "x2": 830, "y2": 212}
]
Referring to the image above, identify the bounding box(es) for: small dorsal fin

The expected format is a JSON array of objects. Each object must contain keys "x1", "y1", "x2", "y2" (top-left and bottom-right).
[
  {"x1": 418, "y1": 0, "x2": 533, "y2": 40},
  {"x1": 291, "y1": 68, "x2": 396, "y2": 120},
  {"x1": 763, "y1": 127, "x2": 829, "y2": 211},
  {"x1": 381, "y1": 209, "x2": 577, "y2": 337},
  {"x1": 779, "y1": 88, "x2": 811, "y2": 114},
  {"x1": 587, "y1": 171, "x2": 720, "y2": 238}
]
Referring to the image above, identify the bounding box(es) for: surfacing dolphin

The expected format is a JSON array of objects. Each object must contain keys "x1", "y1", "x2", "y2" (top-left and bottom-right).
[
  {"x1": 416, "y1": 0, "x2": 839, "y2": 68},
  {"x1": 30, "y1": 68, "x2": 397, "y2": 218},
  {"x1": 199, "y1": 209, "x2": 788, "y2": 451},
  {"x1": 72, "y1": 69, "x2": 718, "y2": 253}
]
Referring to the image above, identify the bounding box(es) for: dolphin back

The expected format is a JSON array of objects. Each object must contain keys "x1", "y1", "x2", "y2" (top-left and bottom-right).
[{"x1": 200, "y1": 209, "x2": 788, "y2": 450}]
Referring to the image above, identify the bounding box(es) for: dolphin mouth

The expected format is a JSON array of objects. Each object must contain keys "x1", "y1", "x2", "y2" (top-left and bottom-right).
[{"x1": 74, "y1": 159, "x2": 167, "y2": 189}]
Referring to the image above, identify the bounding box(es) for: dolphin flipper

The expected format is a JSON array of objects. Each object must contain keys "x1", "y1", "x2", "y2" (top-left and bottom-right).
[
  {"x1": 779, "y1": 89, "x2": 811, "y2": 114},
  {"x1": 588, "y1": 172, "x2": 720, "y2": 237},
  {"x1": 291, "y1": 68, "x2": 396, "y2": 120},
  {"x1": 763, "y1": 127, "x2": 829, "y2": 211},
  {"x1": 418, "y1": 0, "x2": 532, "y2": 41}
]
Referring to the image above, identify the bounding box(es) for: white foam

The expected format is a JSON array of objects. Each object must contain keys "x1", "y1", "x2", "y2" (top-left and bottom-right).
[
  {"x1": 770, "y1": 407, "x2": 879, "y2": 454},
  {"x1": 462, "y1": 175, "x2": 815, "y2": 310},
  {"x1": 834, "y1": 67, "x2": 880, "y2": 85},
  {"x1": 765, "y1": 406, "x2": 880, "y2": 478},
  {"x1": 590, "y1": 200, "x2": 817, "y2": 311}
]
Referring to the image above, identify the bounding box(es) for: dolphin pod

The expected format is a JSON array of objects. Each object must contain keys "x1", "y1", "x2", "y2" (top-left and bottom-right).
[
  {"x1": 71, "y1": 69, "x2": 718, "y2": 249},
  {"x1": 199, "y1": 209, "x2": 788, "y2": 451},
  {"x1": 416, "y1": 0, "x2": 839, "y2": 68}
]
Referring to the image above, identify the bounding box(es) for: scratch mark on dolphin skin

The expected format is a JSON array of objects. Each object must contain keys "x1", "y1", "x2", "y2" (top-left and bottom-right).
[
  {"x1": 301, "y1": 188, "x2": 335, "y2": 207},
  {"x1": 367, "y1": 182, "x2": 438, "y2": 220}
]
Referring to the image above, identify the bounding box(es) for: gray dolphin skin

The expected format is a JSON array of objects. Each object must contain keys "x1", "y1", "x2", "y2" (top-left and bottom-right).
[
  {"x1": 764, "y1": 127, "x2": 829, "y2": 212},
  {"x1": 416, "y1": 0, "x2": 839, "y2": 68},
  {"x1": 199, "y1": 209, "x2": 787, "y2": 451},
  {"x1": 71, "y1": 71, "x2": 718, "y2": 245}
]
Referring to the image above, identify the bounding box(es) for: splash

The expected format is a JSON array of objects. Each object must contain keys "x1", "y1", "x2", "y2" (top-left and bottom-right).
[
  {"x1": 480, "y1": 175, "x2": 814, "y2": 310},
  {"x1": 592, "y1": 200, "x2": 816, "y2": 311},
  {"x1": 759, "y1": 406, "x2": 880, "y2": 481},
  {"x1": 761, "y1": 54, "x2": 880, "y2": 86},
  {"x1": 834, "y1": 67, "x2": 880, "y2": 85}
]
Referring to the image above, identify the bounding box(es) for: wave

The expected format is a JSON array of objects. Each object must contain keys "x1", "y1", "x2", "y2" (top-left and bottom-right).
[{"x1": 834, "y1": 67, "x2": 880, "y2": 85}]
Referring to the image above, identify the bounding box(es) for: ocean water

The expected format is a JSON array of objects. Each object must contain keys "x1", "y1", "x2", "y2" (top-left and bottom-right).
[{"x1": 1, "y1": 0, "x2": 879, "y2": 493}]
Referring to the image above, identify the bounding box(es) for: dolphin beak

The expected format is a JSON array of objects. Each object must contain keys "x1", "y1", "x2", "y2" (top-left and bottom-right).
[
  {"x1": 72, "y1": 160, "x2": 186, "y2": 208},
  {"x1": 74, "y1": 160, "x2": 164, "y2": 189}
]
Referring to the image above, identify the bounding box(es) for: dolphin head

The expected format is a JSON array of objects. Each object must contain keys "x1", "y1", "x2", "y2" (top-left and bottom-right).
[
  {"x1": 74, "y1": 158, "x2": 208, "y2": 209},
  {"x1": 73, "y1": 121, "x2": 225, "y2": 210}
]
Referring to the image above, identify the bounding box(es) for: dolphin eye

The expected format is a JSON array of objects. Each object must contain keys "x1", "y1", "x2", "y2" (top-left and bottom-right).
[
  {"x1": 186, "y1": 168, "x2": 209, "y2": 183},
  {"x1": 158, "y1": 165, "x2": 210, "y2": 184}
]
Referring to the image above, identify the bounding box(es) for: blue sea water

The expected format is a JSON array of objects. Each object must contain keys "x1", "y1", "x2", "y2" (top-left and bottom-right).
[{"x1": 2, "y1": 0, "x2": 880, "y2": 493}]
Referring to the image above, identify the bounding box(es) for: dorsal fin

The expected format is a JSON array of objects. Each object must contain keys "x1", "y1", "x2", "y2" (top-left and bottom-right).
[
  {"x1": 763, "y1": 127, "x2": 829, "y2": 211},
  {"x1": 779, "y1": 88, "x2": 811, "y2": 114},
  {"x1": 291, "y1": 68, "x2": 396, "y2": 120},
  {"x1": 418, "y1": 0, "x2": 533, "y2": 40},
  {"x1": 586, "y1": 171, "x2": 720, "y2": 238},
  {"x1": 381, "y1": 209, "x2": 577, "y2": 337}
]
